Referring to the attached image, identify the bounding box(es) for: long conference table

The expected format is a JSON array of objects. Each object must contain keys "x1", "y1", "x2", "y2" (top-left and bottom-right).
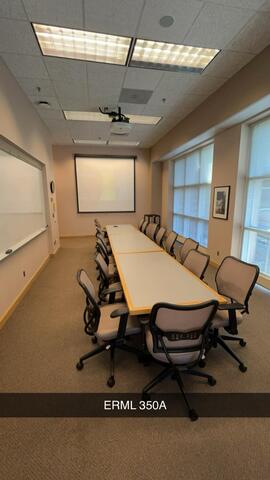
[{"x1": 106, "y1": 224, "x2": 226, "y2": 315}]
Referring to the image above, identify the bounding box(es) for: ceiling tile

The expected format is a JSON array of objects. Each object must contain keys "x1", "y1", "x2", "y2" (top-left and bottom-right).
[
  {"x1": 227, "y1": 12, "x2": 270, "y2": 54},
  {"x1": 206, "y1": 0, "x2": 266, "y2": 8},
  {"x1": 88, "y1": 94, "x2": 120, "y2": 111},
  {"x1": 119, "y1": 103, "x2": 145, "y2": 115},
  {"x1": 37, "y1": 109, "x2": 65, "y2": 120},
  {"x1": 84, "y1": 0, "x2": 144, "y2": 36},
  {"x1": 53, "y1": 80, "x2": 88, "y2": 102},
  {"x1": 183, "y1": 3, "x2": 255, "y2": 49},
  {"x1": 137, "y1": 0, "x2": 203, "y2": 43},
  {"x1": 259, "y1": 0, "x2": 270, "y2": 10},
  {"x1": 58, "y1": 96, "x2": 89, "y2": 111},
  {"x1": 0, "y1": 0, "x2": 27, "y2": 20},
  {"x1": 146, "y1": 71, "x2": 198, "y2": 106},
  {"x1": 124, "y1": 68, "x2": 164, "y2": 90},
  {"x1": 68, "y1": 120, "x2": 111, "y2": 139},
  {"x1": 202, "y1": 50, "x2": 254, "y2": 78},
  {"x1": 189, "y1": 75, "x2": 226, "y2": 95},
  {"x1": 22, "y1": 0, "x2": 84, "y2": 29},
  {"x1": 1, "y1": 53, "x2": 49, "y2": 78},
  {"x1": 87, "y1": 63, "x2": 126, "y2": 95},
  {"x1": 45, "y1": 57, "x2": 87, "y2": 84},
  {"x1": 16, "y1": 77, "x2": 55, "y2": 97},
  {"x1": 29, "y1": 95, "x2": 61, "y2": 110},
  {"x1": 0, "y1": 19, "x2": 40, "y2": 54}
]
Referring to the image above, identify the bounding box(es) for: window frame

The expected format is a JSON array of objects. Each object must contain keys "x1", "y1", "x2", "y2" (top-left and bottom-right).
[
  {"x1": 172, "y1": 141, "x2": 214, "y2": 248},
  {"x1": 241, "y1": 115, "x2": 270, "y2": 278}
]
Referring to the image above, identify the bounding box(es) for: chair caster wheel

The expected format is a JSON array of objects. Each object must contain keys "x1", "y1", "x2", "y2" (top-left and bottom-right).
[
  {"x1": 239, "y1": 339, "x2": 246, "y2": 347},
  {"x1": 76, "y1": 362, "x2": 83, "y2": 371},
  {"x1": 208, "y1": 377, "x2": 216, "y2": 386},
  {"x1": 239, "y1": 364, "x2": 247, "y2": 373},
  {"x1": 189, "y1": 409, "x2": 199, "y2": 422},
  {"x1": 107, "y1": 376, "x2": 115, "y2": 388},
  {"x1": 92, "y1": 336, "x2": 98, "y2": 344},
  {"x1": 199, "y1": 359, "x2": 206, "y2": 368},
  {"x1": 142, "y1": 392, "x2": 150, "y2": 401}
]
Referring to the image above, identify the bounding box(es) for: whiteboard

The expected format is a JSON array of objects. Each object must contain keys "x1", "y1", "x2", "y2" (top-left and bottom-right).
[
  {"x1": 75, "y1": 156, "x2": 135, "y2": 213},
  {"x1": 0, "y1": 148, "x2": 47, "y2": 261}
]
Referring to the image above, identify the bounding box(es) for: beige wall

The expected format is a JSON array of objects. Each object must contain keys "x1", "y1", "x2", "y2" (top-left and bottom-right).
[
  {"x1": 0, "y1": 59, "x2": 59, "y2": 321},
  {"x1": 153, "y1": 46, "x2": 270, "y2": 273},
  {"x1": 208, "y1": 125, "x2": 242, "y2": 264},
  {"x1": 151, "y1": 46, "x2": 270, "y2": 163},
  {"x1": 53, "y1": 145, "x2": 151, "y2": 236}
]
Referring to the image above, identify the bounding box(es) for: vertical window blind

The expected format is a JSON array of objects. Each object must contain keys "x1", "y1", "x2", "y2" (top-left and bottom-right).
[
  {"x1": 172, "y1": 144, "x2": 214, "y2": 247},
  {"x1": 241, "y1": 117, "x2": 270, "y2": 277}
]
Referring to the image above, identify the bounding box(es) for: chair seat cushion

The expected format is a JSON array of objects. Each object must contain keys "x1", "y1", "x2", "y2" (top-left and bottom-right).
[
  {"x1": 97, "y1": 303, "x2": 141, "y2": 341},
  {"x1": 212, "y1": 309, "x2": 244, "y2": 329},
  {"x1": 146, "y1": 328, "x2": 200, "y2": 365}
]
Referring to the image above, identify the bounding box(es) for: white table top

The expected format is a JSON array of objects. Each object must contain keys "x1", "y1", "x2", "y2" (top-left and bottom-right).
[
  {"x1": 106, "y1": 224, "x2": 137, "y2": 236},
  {"x1": 107, "y1": 230, "x2": 162, "y2": 254},
  {"x1": 114, "y1": 251, "x2": 225, "y2": 315}
]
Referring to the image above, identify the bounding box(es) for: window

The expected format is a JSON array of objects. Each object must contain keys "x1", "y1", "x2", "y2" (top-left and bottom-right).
[
  {"x1": 172, "y1": 143, "x2": 213, "y2": 247},
  {"x1": 241, "y1": 117, "x2": 270, "y2": 277}
]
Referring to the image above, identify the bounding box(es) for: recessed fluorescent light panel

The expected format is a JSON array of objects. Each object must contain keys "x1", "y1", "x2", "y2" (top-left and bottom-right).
[
  {"x1": 129, "y1": 39, "x2": 220, "y2": 73},
  {"x1": 64, "y1": 111, "x2": 161, "y2": 125},
  {"x1": 33, "y1": 23, "x2": 131, "y2": 65},
  {"x1": 108, "y1": 140, "x2": 140, "y2": 146},
  {"x1": 73, "y1": 139, "x2": 107, "y2": 145},
  {"x1": 72, "y1": 139, "x2": 140, "y2": 146}
]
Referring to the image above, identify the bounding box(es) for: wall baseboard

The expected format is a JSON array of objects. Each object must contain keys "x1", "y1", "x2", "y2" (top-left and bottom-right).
[{"x1": 0, "y1": 255, "x2": 50, "y2": 330}]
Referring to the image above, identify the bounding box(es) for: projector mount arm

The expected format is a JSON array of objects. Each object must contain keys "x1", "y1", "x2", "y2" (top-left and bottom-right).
[{"x1": 99, "y1": 106, "x2": 130, "y2": 123}]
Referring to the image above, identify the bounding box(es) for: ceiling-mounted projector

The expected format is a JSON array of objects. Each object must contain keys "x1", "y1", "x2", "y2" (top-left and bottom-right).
[{"x1": 99, "y1": 106, "x2": 132, "y2": 135}]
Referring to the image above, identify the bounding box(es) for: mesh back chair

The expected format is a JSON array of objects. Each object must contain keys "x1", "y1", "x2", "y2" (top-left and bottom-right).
[
  {"x1": 76, "y1": 269, "x2": 141, "y2": 386},
  {"x1": 141, "y1": 220, "x2": 148, "y2": 234},
  {"x1": 183, "y1": 250, "x2": 210, "y2": 280},
  {"x1": 95, "y1": 253, "x2": 121, "y2": 303},
  {"x1": 138, "y1": 218, "x2": 144, "y2": 231},
  {"x1": 163, "y1": 231, "x2": 177, "y2": 255},
  {"x1": 209, "y1": 256, "x2": 259, "y2": 372},
  {"x1": 145, "y1": 223, "x2": 159, "y2": 241},
  {"x1": 96, "y1": 231, "x2": 112, "y2": 254},
  {"x1": 94, "y1": 218, "x2": 107, "y2": 235},
  {"x1": 142, "y1": 300, "x2": 218, "y2": 421},
  {"x1": 155, "y1": 226, "x2": 166, "y2": 246},
  {"x1": 177, "y1": 238, "x2": 199, "y2": 264}
]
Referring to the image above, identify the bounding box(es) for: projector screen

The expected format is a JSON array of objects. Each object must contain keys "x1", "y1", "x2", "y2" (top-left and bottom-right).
[
  {"x1": 75, "y1": 156, "x2": 135, "y2": 213},
  {"x1": 0, "y1": 147, "x2": 47, "y2": 261}
]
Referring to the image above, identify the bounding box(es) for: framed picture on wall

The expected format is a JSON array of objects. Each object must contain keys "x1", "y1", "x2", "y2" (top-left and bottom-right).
[{"x1": 212, "y1": 186, "x2": 230, "y2": 220}]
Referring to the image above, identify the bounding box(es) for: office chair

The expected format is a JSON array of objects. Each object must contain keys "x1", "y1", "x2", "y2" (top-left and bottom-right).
[
  {"x1": 145, "y1": 223, "x2": 159, "y2": 241},
  {"x1": 163, "y1": 231, "x2": 177, "y2": 255},
  {"x1": 141, "y1": 220, "x2": 149, "y2": 234},
  {"x1": 76, "y1": 269, "x2": 141, "y2": 386},
  {"x1": 155, "y1": 226, "x2": 166, "y2": 246},
  {"x1": 96, "y1": 231, "x2": 112, "y2": 254},
  {"x1": 177, "y1": 238, "x2": 199, "y2": 264},
  {"x1": 95, "y1": 253, "x2": 121, "y2": 303},
  {"x1": 183, "y1": 249, "x2": 210, "y2": 280},
  {"x1": 94, "y1": 218, "x2": 107, "y2": 235},
  {"x1": 208, "y1": 256, "x2": 259, "y2": 372},
  {"x1": 138, "y1": 218, "x2": 144, "y2": 231},
  {"x1": 142, "y1": 300, "x2": 218, "y2": 421}
]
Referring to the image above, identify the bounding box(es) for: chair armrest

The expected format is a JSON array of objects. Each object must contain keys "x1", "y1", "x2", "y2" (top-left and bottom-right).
[
  {"x1": 111, "y1": 305, "x2": 130, "y2": 340},
  {"x1": 103, "y1": 282, "x2": 122, "y2": 295},
  {"x1": 110, "y1": 306, "x2": 129, "y2": 318},
  {"x1": 218, "y1": 303, "x2": 244, "y2": 311}
]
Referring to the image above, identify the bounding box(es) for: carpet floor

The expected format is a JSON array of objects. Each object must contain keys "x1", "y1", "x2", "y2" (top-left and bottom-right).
[{"x1": 0, "y1": 237, "x2": 270, "y2": 479}]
